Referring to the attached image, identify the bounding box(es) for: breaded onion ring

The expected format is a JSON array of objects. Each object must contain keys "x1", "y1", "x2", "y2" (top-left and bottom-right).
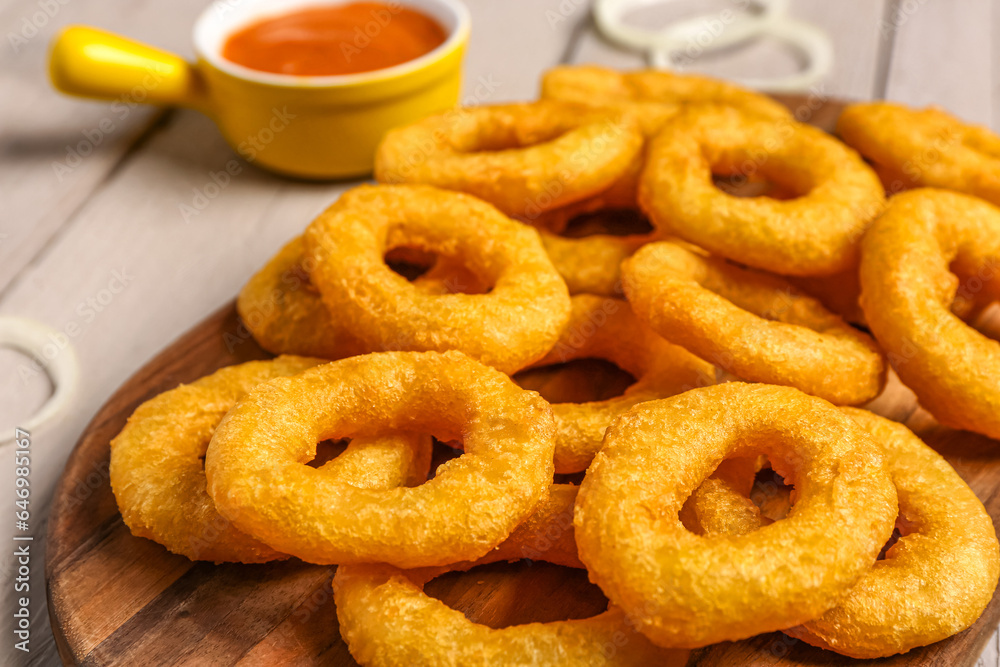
[
  {"x1": 526, "y1": 294, "x2": 714, "y2": 473},
  {"x1": 540, "y1": 65, "x2": 790, "y2": 137},
  {"x1": 205, "y1": 351, "x2": 556, "y2": 568},
  {"x1": 333, "y1": 484, "x2": 690, "y2": 667},
  {"x1": 639, "y1": 105, "x2": 885, "y2": 276},
  {"x1": 528, "y1": 164, "x2": 643, "y2": 232},
  {"x1": 625, "y1": 69, "x2": 791, "y2": 120},
  {"x1": 374, "y1": 101, "x2": 643, "y2": 219},
  {"x1": 531, "y1": 202, "x2": 659, "y2": 297},
  {"x1": 788, "y1": 268, "x2": 867, "y2": 327},
  {"x1": 304, "y1": 185, "x2": 571, "y2": 374},
  {"x1": 788, "y1": 408, "x2": 1000, "y2": 658},
  {"x1": 238, "y1": 237, "x2": 487, "y2": 359},
  {"x1": 535, "y1": 66, "x2": 788, "y2": 231},
  {"x1": 789, "y1": 262, "x2": 995, "y2": 328},
  {"x1": 860, "y1": 189, "x2": 1000, "y2": 439},
  {"x1": 109, "y1": 357, "x2": 432, "y2": 563},
  {"x1": 622, "y1": 242, "x2": 886, "y2": 405},
  {"x1": 574, "y1": 383, "x2": 898, "y2": 648},
  {"x1": 837, "y1": 101, "x2": 1000, "y2": 205},
  {"x1": 237, "y1": 238, "x2": 368, "y2": 360},
  {"x1": 539, "y1": 231, "x2": 650, "y2": 297}
]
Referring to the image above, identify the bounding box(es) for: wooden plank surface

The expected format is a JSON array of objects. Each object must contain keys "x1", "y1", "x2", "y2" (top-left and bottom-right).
[
  {"x1": 0, "y1": 0, "x2": 196, "y2": 295},
  {"x1": 0, "y1": 0, "x2": 997, "y2": 664},
  {"x1": 881, "y1": 0, "x2": 992, "y2": 123}
]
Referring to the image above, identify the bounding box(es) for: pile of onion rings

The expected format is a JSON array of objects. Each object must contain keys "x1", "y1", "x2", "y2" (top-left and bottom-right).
[
  {"x1": 333, "y1": 484, "x2": 691, "y2": 667},
  {"x1": 523, "y1": 294, "x2": 714, "y2": 473},
  {"x1": 574, "y1": 383, "x2": 898, "y2": 647},
  {"x1": 205, "y1": 351, "x2": 556, "y2": 567},
  {"x1": 105, "y1": 64, "x2": 1000, "y2": 663},
  {"x1": 541, "y1": 65, "x2": 791, "y2": 137},
  {"x1": 787, "y1": 408, "x2": 1000, "y2": 658},
  {"x1": 859, "y1": 189, "x2": 1000, "y2": 440},
  {"x1": 109, "y1": 356, "x2": 433, "y2": 563}
]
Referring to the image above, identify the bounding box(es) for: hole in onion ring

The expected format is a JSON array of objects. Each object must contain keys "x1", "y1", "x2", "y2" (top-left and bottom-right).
[
  {"x1": 306, "y1": 438, "x2": 350, "y2": 468},
  {"x1": 559, "y1": 209, "x2": 653, "y2": 239},
  {"x1": 970, "y1": 303, "x2": 1000, "y2": 341},
  {"x1": 454, "y1": 126, "x2": 574, "y2": 153},
  {"x1": 384, "y1": 245, "x2": 441, "y2": 281},
  {"x1": 948, "y1": 258, "x2": 1000, "y2": 323},
  {"x1": 383, "y1": 245, "x2": 492, "y2": 295},
  {"x1": 711, "y1": 172, "x2": 800, "y2": 200},
  {"x1": 423, "y1": 561, "x2": 609, "y2": 628},
  {"x1": 877, "y1": 525, "x2": 903, "y2": 561},
  {"x1": 750, "y1": 466, "x2": 795, "y2": 524},
  {"x1": 707, "y1": 148, "x2": 812, "y2": 200},
  {"x1": 427, "y1": 437, "x2": 463, "y2": 480},
  {"x1": 512, "y1": 358, "x2": 637, "y2": 404},
  {"x1": 876, "y1": 514, "x2": 919, "y2": 561}
]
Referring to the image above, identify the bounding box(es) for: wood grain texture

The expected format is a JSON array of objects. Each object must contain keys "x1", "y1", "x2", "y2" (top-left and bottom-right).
[
  {"x1": 0, "y1": 0, "x2": 207, "y2": 296},
  {"x1": 45, "y1": 96, "x2": 1000, "y2": 667}
]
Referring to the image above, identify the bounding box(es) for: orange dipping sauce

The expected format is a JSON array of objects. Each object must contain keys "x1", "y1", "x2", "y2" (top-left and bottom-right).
[{"x1": 222, "y1": 2, "x2": 448, "y2": 76}]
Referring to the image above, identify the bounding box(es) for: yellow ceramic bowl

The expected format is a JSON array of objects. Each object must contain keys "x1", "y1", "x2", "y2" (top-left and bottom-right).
[{"x1": 49, "y1": 0, "x2": 470, "y2": 179}]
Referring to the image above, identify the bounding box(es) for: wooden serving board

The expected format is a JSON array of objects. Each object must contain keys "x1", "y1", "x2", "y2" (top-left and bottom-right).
[{"x1": 46, "y1": 97, "x2": 1000, "y2": 667}]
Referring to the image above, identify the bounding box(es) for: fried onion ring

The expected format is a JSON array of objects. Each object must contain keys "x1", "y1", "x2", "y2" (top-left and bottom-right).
[
  {"x1": 788, "y1": 268, "x2": 867, "y2": 327},
  {"x1": 837, "y1": 101, "x2": 1000, "y2": 205},
  {"x1": 526, "y1": 294, "x2": 714, "y2": 473},
  {"x1": 333, "y1": 484, "x2": 690, "y2": 667},
  {"x1": 859, "y1": 188, "x2": 1000, "y2": 439},
  {"x1": 530, "y1": 203, "x2": 659, "y2": 297},
  {"x1": 237, "y1": 236, "x2": 488, "y2": 359},
  {"x1": 622, "y1": 241, "x2": 886, "y2": 405},
  {"x1": 237, "y1": 238, "x2": 368, "y2": 360},
  {"x1": 205, "y1": 351, "x2": 556, "y2": 567},
  {"x1": 787, "y1": 408, "x2": 1000, "y2": 658},
  {"x1": 574, "y1": 382, "x2": 898, "y2": 648},
  {"x1": 109, "y1": 357, "x2": 432, "y2": 563},
  {"x1": 304, "y1": 185, "x2": 571, "y2": 374},
  {"x1": 527, "y1": 166, "x2": 643, "y2": 232},
  {"x1": 788, "y1": 262, "x2": 996, "y2": 329},
  {"x1": 540, "y1": 65, "x2": 790, "y2": 137},
  {"x1": 639, "y1": 105, "x2": 885, "y2": 276},
  {"x1": 374, "y1": 101, "x2": 643, "y2": 219},
  {"x1": 539, "y1": 230, "x2": 651, "y2": 297}
]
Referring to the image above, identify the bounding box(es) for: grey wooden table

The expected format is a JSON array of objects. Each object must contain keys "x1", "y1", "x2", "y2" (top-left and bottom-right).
[{"x1": 0, "y1": 0, "x2": 997, "y2": 664}]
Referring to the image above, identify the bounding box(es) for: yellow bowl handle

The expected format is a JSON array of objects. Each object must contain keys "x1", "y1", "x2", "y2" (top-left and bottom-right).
[{"x1": 49, "y1": 26, "x2": 209, "y2": 112}]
